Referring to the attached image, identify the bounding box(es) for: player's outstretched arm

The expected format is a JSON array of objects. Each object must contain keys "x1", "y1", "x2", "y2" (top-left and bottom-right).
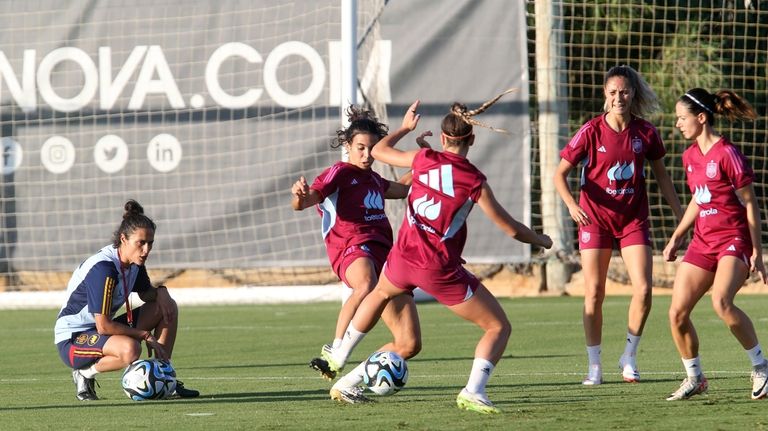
[
  {"x1": 385, "y1": 173, "x2": 412, "y2": 199},
  {"x1": 372, "y1": 100, "x2": 422, "y2": 169},
  {"x1": 291, "y1": 176, "x2": 322, "y2": 210},
  {"x1": 477, "y1": 182, "x2": 552, "y2": 249}
]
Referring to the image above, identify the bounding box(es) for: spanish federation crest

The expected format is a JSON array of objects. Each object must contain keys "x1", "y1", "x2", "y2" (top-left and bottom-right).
[
  {"x1": 706, "y1": 160, "x2": 717, "y2": 179},
  {"x1": 631, "y1": 137, "x2": 643, "y2": 154},
  {"x1": 581, "y1": 231, "x2": 591, "y2": 244}
]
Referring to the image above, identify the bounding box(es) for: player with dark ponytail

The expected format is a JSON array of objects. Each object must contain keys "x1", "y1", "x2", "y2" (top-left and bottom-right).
[{"x1": 664, "y1": 88, "x2": 767, "y2": 401}]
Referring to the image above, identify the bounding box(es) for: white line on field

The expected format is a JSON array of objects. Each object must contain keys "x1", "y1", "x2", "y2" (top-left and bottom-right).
[{"x1": 0, "y1": 370, "x2": 752, "y2": 384}]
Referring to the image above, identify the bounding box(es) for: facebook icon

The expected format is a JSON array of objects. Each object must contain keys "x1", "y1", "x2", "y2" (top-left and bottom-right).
[{"x1": 1, "y1": 138, "x2": 22, "y2": 175}]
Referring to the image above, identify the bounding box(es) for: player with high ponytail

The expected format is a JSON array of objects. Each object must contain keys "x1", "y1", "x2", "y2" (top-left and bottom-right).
[
  {"x1": 663, "y1": 88, "x2": 767, "y2": 401},
  {"x1": 322, "y1": 91, "x2": 552, "y2": 414}
]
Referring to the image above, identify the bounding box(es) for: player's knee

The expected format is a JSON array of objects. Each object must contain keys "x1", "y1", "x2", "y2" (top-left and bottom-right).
[
  {"x1": 150, "y1": 297, "x2": 179, "y2": 323},
  {"x1": 350, "y1": 282, "x2": 375, "y2": 299},
  {"x1": 668, "y1": 307, "x2": 689, "y2": 329},
  {"x1": 710, "y1": 295, "x2": 734, "y2": 320},
  {"x1": 583, "y1": 294, "x2": 604, "y2": 314},
  {"x1": 499, "y1": 318, "x2": 512, "y2": 341},
  {"x1": 487, "y1": 317, "x2": 511, "y2": 341},
  {"x1": 117, "y1": 340, "x2": 142, "y2": 366},
  {"x1": 397, "y1": 338, "x2": 422, "y2": 360},
  {"x1": 167, "y1": 297, "x2": 179, "y2": 318}
]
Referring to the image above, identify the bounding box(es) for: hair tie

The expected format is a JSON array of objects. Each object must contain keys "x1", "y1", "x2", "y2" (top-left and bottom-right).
[{"x1": 442, "y1": 131, "x2": 473, "y2": 140}]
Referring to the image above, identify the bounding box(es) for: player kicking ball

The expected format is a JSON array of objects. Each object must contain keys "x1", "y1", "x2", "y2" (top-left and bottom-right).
[{"x1": 320, "y1": 93, "x2": 552, "y2": 414}]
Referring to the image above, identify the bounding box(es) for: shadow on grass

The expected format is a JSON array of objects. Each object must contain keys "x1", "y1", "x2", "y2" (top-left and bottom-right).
[{"x1": 0, "y1": 388, "x2": 339, "y2": 412}]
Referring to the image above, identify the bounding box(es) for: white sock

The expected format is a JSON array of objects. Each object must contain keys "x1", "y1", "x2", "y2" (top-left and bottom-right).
[
  {"x1": 332, "y1": 338, "x2": 342, "y2": 349},
  {"x1": 465, "y1": 358, "x2": 495, "y2": 395},
  {"x1": 623, "y1": 333, "x2": 641, "y2": 359},
  {"x1": 586, "y1": 345, "x2": 601, "y2": 366},
  {"x1": 746, "y1": 344, "x2": 766, "y2": 367},
  {"x1": 333, "y1": 360, "x2": 366, "y2": 390},
  {"x1": 682, "y1": 357, "x2": 702, "y2": 378},
  {"x1": 79, "y1": 364, "x2": 99, "y2": 378},
  {"x1": 333, "y1": 323, "x2": 366, "y2": 366}
]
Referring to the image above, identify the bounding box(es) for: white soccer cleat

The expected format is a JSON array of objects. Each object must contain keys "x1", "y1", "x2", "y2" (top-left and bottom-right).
[
  {"x1": 582, "y1": 364, "x2": 602, "y2": 386},
  {"x1": 619, "y1": 355, "x2": 640, "y2": 383},
  {"x1": 72, "y1": 369, "x2": 98, "y2": 401},
  {"x1": 666, "y1": 375, "x2": 708, "y2": 401},
  {"x1": 329, "y1": 385, "x2": 373, "y2": 404},
  {"x1": 751, "y1": 361, "x2": 768, "y2": 400},
  {"x1": 456, "y1": 388, "x2": 501, "y2": 414}
]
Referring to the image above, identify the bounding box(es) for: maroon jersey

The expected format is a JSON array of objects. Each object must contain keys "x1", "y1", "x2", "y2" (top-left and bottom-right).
[
  {"x1": 560, "y1": 115, "x2": 666, "y2": 236},
  {"x1": 682, "y1": 137, "x2": 754, "y2": 249},
  {"x1": 311, "y1": 162, "x2": 393, "y2": 275},
  {"x1": 392, "y1": 149, "x2": 486, "y2": 269}
]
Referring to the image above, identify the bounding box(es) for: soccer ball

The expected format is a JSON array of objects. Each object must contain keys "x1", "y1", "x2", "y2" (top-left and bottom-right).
[
  {"x1": 121, "y1": 359, "x2": 177, "y2": 401},
  {"x1": 363, "y1": 351, "x2": 408, "y2": 396}
]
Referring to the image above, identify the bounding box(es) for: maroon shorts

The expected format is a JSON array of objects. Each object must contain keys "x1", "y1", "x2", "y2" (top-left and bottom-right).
[
  {"x1": 683, "y1": 236, "x2": 751, "y2": 273},
  {"x1": 335, "y1": 241, "x2": 390, "y2": 286},
  {"x1": 579, "y1": 223, "x2": 651, "y2": 250},
  {"x1": 383, "y1": 250, "x2": 479, "y2": 306}
]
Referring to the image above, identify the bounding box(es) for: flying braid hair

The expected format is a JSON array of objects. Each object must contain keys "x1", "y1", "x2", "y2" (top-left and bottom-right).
[{"x1": 442, "y1": 88, "x2": 517, "y2": 142}]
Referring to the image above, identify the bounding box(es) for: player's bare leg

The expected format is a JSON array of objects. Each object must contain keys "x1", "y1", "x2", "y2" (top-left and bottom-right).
[
  {"x1": 449, "y1": 284, "x2": 508, "y2": 414},
  {"x1": 619, "y1": 244, "x2": 653, "y2": 382},
  {"x1": 580, "y1": 248, "x2": 611, "y2": 385},
  {"x1": 311, "y1": 257, "x2": 377, "y2": 381}
]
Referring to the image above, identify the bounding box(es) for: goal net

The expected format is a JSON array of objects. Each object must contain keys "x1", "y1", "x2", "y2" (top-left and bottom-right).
[
  {"x1": 526, "y1": 1, "x2": 768, "y2": 286},
  {"x1": 0, "y1": 0, "x2": 389, "y2": 290}
]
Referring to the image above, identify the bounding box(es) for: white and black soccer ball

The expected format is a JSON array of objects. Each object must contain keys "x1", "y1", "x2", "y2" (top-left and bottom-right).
[
  {"x1": 121, "y1": 359, "x2": 177, "y2": 401},
  {"x1": 363, "y1": 351, "x2": 408, "y2": 396}
]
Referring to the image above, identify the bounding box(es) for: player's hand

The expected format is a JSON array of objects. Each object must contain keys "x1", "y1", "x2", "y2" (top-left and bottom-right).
[
  {"x1": 415, "y1": 130, "x2": 433, "y2": 149},
  {"x1": 145, "y1": 336, "x2": 169, "y2": 361},
  {"x1": 291, "y1": 176, "x2": 309, "y2": 201},
  {"x1": 403, "y1": 100, "x2": 420, "y2": 131},
  {"x1": 567, "y1": 204, "x2": 591, "y2": 226},
  {"x1": 663, "y1": 236, "x2": 683, "y2": 262},
  {"x1": 539, "y1": 234, "x2": 553, "y2": 249},
  {"x1": 751, "y1": 253, "x2": 767, "y2": 285}
]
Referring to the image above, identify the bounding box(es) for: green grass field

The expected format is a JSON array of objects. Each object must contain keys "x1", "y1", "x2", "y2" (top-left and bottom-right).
[{"x1": 2, "y1": 295, "x2": 768, "y2": 430}]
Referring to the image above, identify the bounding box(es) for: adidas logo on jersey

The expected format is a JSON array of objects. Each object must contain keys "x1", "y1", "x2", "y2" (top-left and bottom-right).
[
  {"x1": 351, "y1": 179, "x2": 358, "y2": 185},
  {"x1": 727, "y1": 244, "x2": 736, "y2": 252},
  {"x1": 418, "y1": 165, "x2": 455, "y2": 197},
  {"x1": 597, "y1": 145, "x2": 607, "y2": 153}
]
